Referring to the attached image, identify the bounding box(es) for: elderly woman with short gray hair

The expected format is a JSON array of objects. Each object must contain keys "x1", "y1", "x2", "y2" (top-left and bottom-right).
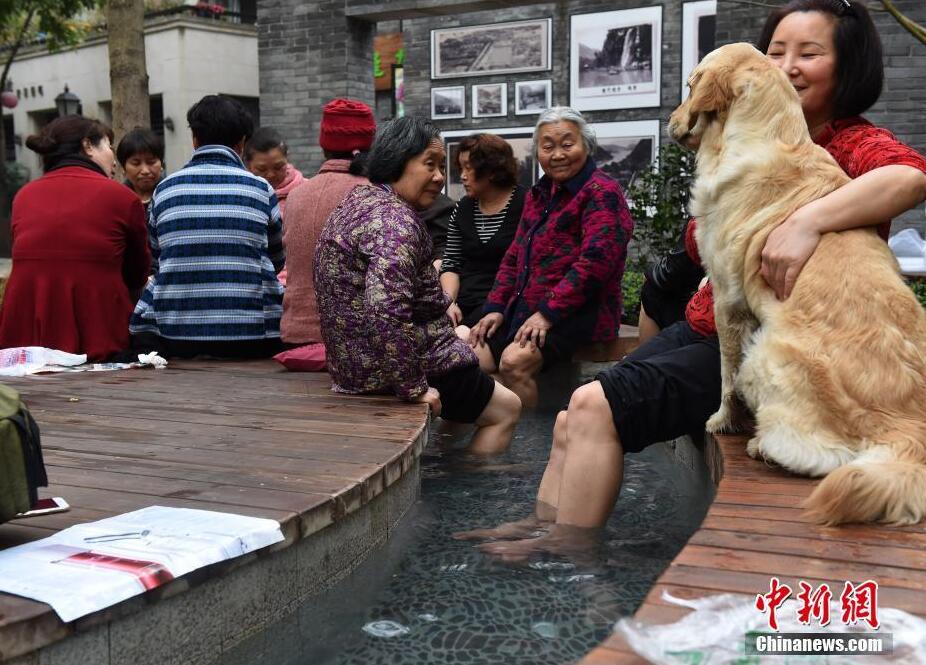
[
  {"x1": 314, "y1": 116, "x2": 522, "y2": 454},
  {"x1": 468, "y1": 106, "x2": 635, "y2": 407}
]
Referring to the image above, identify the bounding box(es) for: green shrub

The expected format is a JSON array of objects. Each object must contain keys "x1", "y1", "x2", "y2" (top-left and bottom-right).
[
  {"x1": 621, "y1": 269, "x2": 644, "y2": 326},
  {"x1": 909, "y1": 279, "x2": 926, "y2": 309},
  {"x1": 625, "y1": 143, "x2": 695, "y2": 274}
]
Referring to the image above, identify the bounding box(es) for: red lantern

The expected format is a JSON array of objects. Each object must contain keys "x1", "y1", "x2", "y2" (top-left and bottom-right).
[{"x1": 1, "y1": 91, "x2": 18, "y2": 109}]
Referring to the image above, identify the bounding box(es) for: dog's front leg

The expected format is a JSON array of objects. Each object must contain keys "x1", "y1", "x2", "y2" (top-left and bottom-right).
[{"x1": 706, "y1": 296, "x2": 757, "y2": 434}]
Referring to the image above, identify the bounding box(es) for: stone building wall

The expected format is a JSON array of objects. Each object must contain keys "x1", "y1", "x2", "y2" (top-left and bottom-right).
[{"x1": 259, "y1": 0, "x2": 925, "y2": 231}]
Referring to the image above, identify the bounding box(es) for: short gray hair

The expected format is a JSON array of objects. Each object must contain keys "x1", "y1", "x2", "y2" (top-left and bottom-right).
[
  {"x1": 532, "y1": 106, "x2": 597, "y2": 157},
  {"x1": 368, "y1": 116, "x2": 442, "y2": 185}
]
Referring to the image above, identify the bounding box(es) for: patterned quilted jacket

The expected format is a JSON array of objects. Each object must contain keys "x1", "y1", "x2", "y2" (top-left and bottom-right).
[{"x1": 484, "y1": 159, "x2": 634, "y2": 343}]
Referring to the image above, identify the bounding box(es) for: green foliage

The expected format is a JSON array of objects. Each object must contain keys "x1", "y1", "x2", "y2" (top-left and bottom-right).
[
  {"x1": 625, "y1": 142, "x2": 695, "y2": 274},
  {"x1": 621, "y1": 269, "x2": 644, "y2": 326},
  {"x1": 908, "y1": 279, "x2": 926, "y2": 310},
  {"x1": 0, "y1": 0, "x2": 101, "y2": 52}
]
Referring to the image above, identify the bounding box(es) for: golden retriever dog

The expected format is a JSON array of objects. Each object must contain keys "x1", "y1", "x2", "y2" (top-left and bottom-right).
[{"x1": 667, "y1": 43, "x2": 926, "y2": 526}]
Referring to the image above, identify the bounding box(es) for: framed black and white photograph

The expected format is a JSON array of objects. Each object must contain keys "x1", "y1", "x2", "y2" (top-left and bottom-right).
[
  {"x1": 431, "y1": 86, "x2": 466, "y2": 120},
  {"x1": 472, "y1": 83, "x2": 507, "y2": 118},
  {"x1": 682, "y1": 0, "x2": 717, "y2": 101},
  {"x1": 515, "y1": 79, "x2": 552, "y2": 115},
  {"x1": 431, "y1": 18, "x2": 552, "y2": 80},
  {"x1": 570, "y1": 6, "x2": 662, "y2": 111},
  {"x1": 442, "y1": 126, "x2": 538, "y2": 200},
  {"x1": 590, "y1": 120, "x2": 660, "y2": 190}
]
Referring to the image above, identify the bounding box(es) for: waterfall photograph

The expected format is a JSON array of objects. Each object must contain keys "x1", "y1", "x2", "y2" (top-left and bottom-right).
[{"x1": 570, "y1": 6, "x2": 662, "y2": 111}]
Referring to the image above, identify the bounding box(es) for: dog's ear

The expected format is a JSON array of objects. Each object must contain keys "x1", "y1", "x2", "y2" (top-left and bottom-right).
[{"x1": 687, "y1": 64, "x2": 734, "y2": 115}]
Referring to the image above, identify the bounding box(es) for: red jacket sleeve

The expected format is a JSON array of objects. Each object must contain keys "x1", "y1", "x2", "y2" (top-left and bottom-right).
[{"x1": 483, "y1": 214, "x2": 528, "y2": 315}]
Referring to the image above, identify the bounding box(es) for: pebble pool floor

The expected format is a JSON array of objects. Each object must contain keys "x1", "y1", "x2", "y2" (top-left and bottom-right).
[{"x1": 227, "y1": 364, "x2": 713, "y2": 665}]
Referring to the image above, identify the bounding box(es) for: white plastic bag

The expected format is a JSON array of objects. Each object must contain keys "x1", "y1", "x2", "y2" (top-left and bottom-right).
[
  {"x1": 616, "y1": 591, "x2": 926, "y2": 664},
  {"x1": 0, "y1": 347, "x2": 87, "y2": 377},
  {"x1": 888, "y1": 228, "x2": 925, "y2": 258}
]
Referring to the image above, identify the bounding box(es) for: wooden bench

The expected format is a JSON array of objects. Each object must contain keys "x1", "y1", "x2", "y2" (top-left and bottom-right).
[
  {"x1": 574, "y1": 325, "x2": 641, "y2": 363},
  {"x1": 578, "y1": 433, "x2": 926, "y2": 664}
]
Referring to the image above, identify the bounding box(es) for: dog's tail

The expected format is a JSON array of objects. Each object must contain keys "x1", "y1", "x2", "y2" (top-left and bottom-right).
[{"x1": 803, "y1": 433, "x2": 926, "y2": 526}]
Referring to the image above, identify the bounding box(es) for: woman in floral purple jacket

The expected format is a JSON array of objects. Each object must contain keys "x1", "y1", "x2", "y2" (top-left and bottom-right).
[{"x1": 314, "y1": 117, "x2": 522, "y2": 454}]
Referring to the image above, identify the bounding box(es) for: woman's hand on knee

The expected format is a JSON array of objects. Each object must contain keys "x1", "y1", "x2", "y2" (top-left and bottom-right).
[
  {"x1": 514, "y1": 311, "x2": 552, "y2": 349},
  {"x1": 469, "y1": 312, "x2": 503, "y2": 348}
]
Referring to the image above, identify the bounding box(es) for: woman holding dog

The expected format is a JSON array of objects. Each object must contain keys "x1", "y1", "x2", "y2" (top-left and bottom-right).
[{"x1": 457, "y1": 0, "x2": 926, "y2": 558}]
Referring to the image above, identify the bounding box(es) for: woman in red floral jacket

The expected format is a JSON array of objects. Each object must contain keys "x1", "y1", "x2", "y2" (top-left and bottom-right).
[
  {"x1": 468, "y1": 107, "x2": 634, "y2": 407},
  {"x1": 458, "y1": 0, "x2": 926, "y2": 558}
]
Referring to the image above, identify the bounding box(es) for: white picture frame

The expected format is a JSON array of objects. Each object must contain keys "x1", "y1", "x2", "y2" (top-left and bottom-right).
[
  {"x1": 431, "y1": 86, "x2": 466, "y2": 120},
  {"x1": 589, "y1": 120, "x2": 660, "y2": 190},
  {"x1": 681, "y1": 0, "x2": 717, "y2": 101},
  {"x1": 472, "y1": 83, "x2": 508, "y2": 118},
  {"x1": 431, "y1": 18, "x2": 552, "y2": 80},
  {"x1": 570, "y1": 6, "x2": 662, "y2": 111},
  {"x1": 441, "y1": 126, "x2": 538, "y2": 200},
  {"x1": 514, "y1": 79, "x2": 552, "y2": 115}
]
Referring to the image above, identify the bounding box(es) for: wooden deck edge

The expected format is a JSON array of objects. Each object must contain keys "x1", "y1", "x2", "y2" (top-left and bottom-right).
[{"x1": 0, "y1": 413, "x2": 429, "y2": 663}]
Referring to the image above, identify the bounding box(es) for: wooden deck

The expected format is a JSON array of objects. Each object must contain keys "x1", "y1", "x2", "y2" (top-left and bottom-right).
[
  {"x1": 579, "y1": 433, "x2": 926, "y2": 664},
  {"x1": 0, "y1": 360, "x2": 428, "y2": 661}
]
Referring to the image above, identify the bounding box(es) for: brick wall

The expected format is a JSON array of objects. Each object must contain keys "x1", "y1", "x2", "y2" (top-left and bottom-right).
[
  {"x1": 260, "y1": 0, "x2": 925, "y2": 232},
  {"x1": 717, "y1": 0, "x2": 926, "y2": 233}
]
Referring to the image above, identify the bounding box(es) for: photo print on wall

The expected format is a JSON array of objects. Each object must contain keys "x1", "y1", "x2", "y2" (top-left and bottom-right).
[
  {"x1": 681, "y1": 0, "x2": 717, "y2": 101},
  {"x1": 589, "y1": 120, "x2": 660, "y2": 190},
  {"x1": 472, "y1": 83, "x2": 508, "y2": 118},
  {"x1": 431, "y1": 18, "x2": 552, "y2": 79},
  {"x1": 431, "y1": 86, "x2": 466, "y2": 120},
  {"x1": 570, "y1": 6, "x2": 662, "y2": 111},
  {"x1": 442, "y1": 126, "x2": 539, "y2": 200},
  {"x1": 515, "y1": 79, "x2": 552, "y2": 115}
]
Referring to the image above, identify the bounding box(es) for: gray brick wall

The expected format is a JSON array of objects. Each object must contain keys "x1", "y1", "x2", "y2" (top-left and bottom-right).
[
  {"x1": 260, "y1": 0, "x2": 925, "y2": 232},
  {"x1": 258, "y1": 0, "x2": 375, "y2": 169},
  {"x1": 401, "y1": 0, "x2": 685, "y2": 131}
]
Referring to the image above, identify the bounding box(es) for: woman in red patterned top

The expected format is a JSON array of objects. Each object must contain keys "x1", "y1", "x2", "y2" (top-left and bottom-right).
[{"x1": 457, "y1": 0, "x2": 926, "y2": 558}]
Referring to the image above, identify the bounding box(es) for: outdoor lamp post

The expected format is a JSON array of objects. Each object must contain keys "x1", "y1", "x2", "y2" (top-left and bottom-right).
[{"x1": 55, "y1": 85, "x2": 81, "y2": 117}]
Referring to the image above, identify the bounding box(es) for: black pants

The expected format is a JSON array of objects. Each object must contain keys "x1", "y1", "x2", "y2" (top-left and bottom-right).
[
  {"x1": 131, "y1": 333, "x2": 284, "y2": 360},
  {"x1": 594, "y1": 321, "x2": 721, "y2": 453}
]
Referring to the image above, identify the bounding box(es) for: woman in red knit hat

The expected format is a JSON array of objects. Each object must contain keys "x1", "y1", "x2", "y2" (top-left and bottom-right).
[{"x1": 280, "y1": 98, "x2": 376, "y2": 346}]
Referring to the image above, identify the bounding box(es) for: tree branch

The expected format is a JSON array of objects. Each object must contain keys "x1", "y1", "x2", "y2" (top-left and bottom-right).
[
  {"x1": 1, "y1": 7, "x2": 37, "y2": 94},
  {"x1": 878, "y1": 0, "x2": 926, "y2": 46}
]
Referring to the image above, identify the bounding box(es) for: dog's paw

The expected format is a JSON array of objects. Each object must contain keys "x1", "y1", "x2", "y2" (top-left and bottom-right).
[
  {"x1": 706, "y1": 394, "x2": 754, "y2": 434},
  {"x1": 746, "y1": 437, "x2": 761, "y2": 459},
  {"x1": 706, "y1": 406, "x2": 736, "y2": 434}
]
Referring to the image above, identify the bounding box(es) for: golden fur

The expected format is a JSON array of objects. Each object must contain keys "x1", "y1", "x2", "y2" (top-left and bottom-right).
[{"x1": 668, "y1": 43, "x2": 926, "y2": 526}]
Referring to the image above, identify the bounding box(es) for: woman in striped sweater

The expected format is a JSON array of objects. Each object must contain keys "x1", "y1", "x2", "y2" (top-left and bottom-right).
[{"x1": 440, "y1": 134, "x2": 525, "y2": 333}]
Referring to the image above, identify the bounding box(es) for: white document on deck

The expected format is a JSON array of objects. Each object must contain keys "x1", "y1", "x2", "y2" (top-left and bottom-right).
[{"x1": 0, "y1": 506, "x2": 284, "y2": 622}]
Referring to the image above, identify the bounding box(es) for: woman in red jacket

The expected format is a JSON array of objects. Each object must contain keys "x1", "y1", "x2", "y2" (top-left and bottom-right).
[{"x1": 0, "y1": 116, "x2": 150, "y2": 360}]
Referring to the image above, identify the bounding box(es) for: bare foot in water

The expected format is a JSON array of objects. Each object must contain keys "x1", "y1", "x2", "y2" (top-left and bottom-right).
[
  {"x1": 451, "y1": 515, "x2": 548, "y2": 541},
  {"x1": 476, "y1": 525, "x2": 601, "y2": 564}
]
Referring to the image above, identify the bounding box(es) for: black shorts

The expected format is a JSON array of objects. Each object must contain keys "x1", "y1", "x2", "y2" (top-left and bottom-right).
[
  {"x1": 485, "y1": 327, "x2": 580, "y2": 371},
  {"x1": 428, "y1": 363, "x2": 496, "y2": 424},
  {"x1": 132, "y1": 333, "x2": 284, "y2": 360},
  {"x1": 640, "y1": 279, "x2": 694, "y2": 330},
  {"x1": 594, "y1": 321, "x2": 720, "y2": 454}
]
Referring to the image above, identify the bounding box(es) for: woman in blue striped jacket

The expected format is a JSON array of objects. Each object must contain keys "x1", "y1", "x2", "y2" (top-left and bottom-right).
[{"x1": 130, "y1": 95, "x2": 285, "y2": 359}]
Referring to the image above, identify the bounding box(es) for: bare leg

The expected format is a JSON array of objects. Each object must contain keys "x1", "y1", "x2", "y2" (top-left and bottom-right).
[
  {"x1": 469, "y1": 334, "x2": 499, "y2": 374},
  {"x1": 480, "y1": 382, "x2": 622, "y2": 560},
  {"x1": 498, "y1": 342, "x2": 544, "y2": 408},
  {"x1": 467, "y1": 381, "x2": 521, "y2": 455},
  {"x1": 637, "y1": 304, "x2": 661, "y2": 346},
  {"x1": 453, "y1": 410, "x2": 568, "y2": 540}
]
